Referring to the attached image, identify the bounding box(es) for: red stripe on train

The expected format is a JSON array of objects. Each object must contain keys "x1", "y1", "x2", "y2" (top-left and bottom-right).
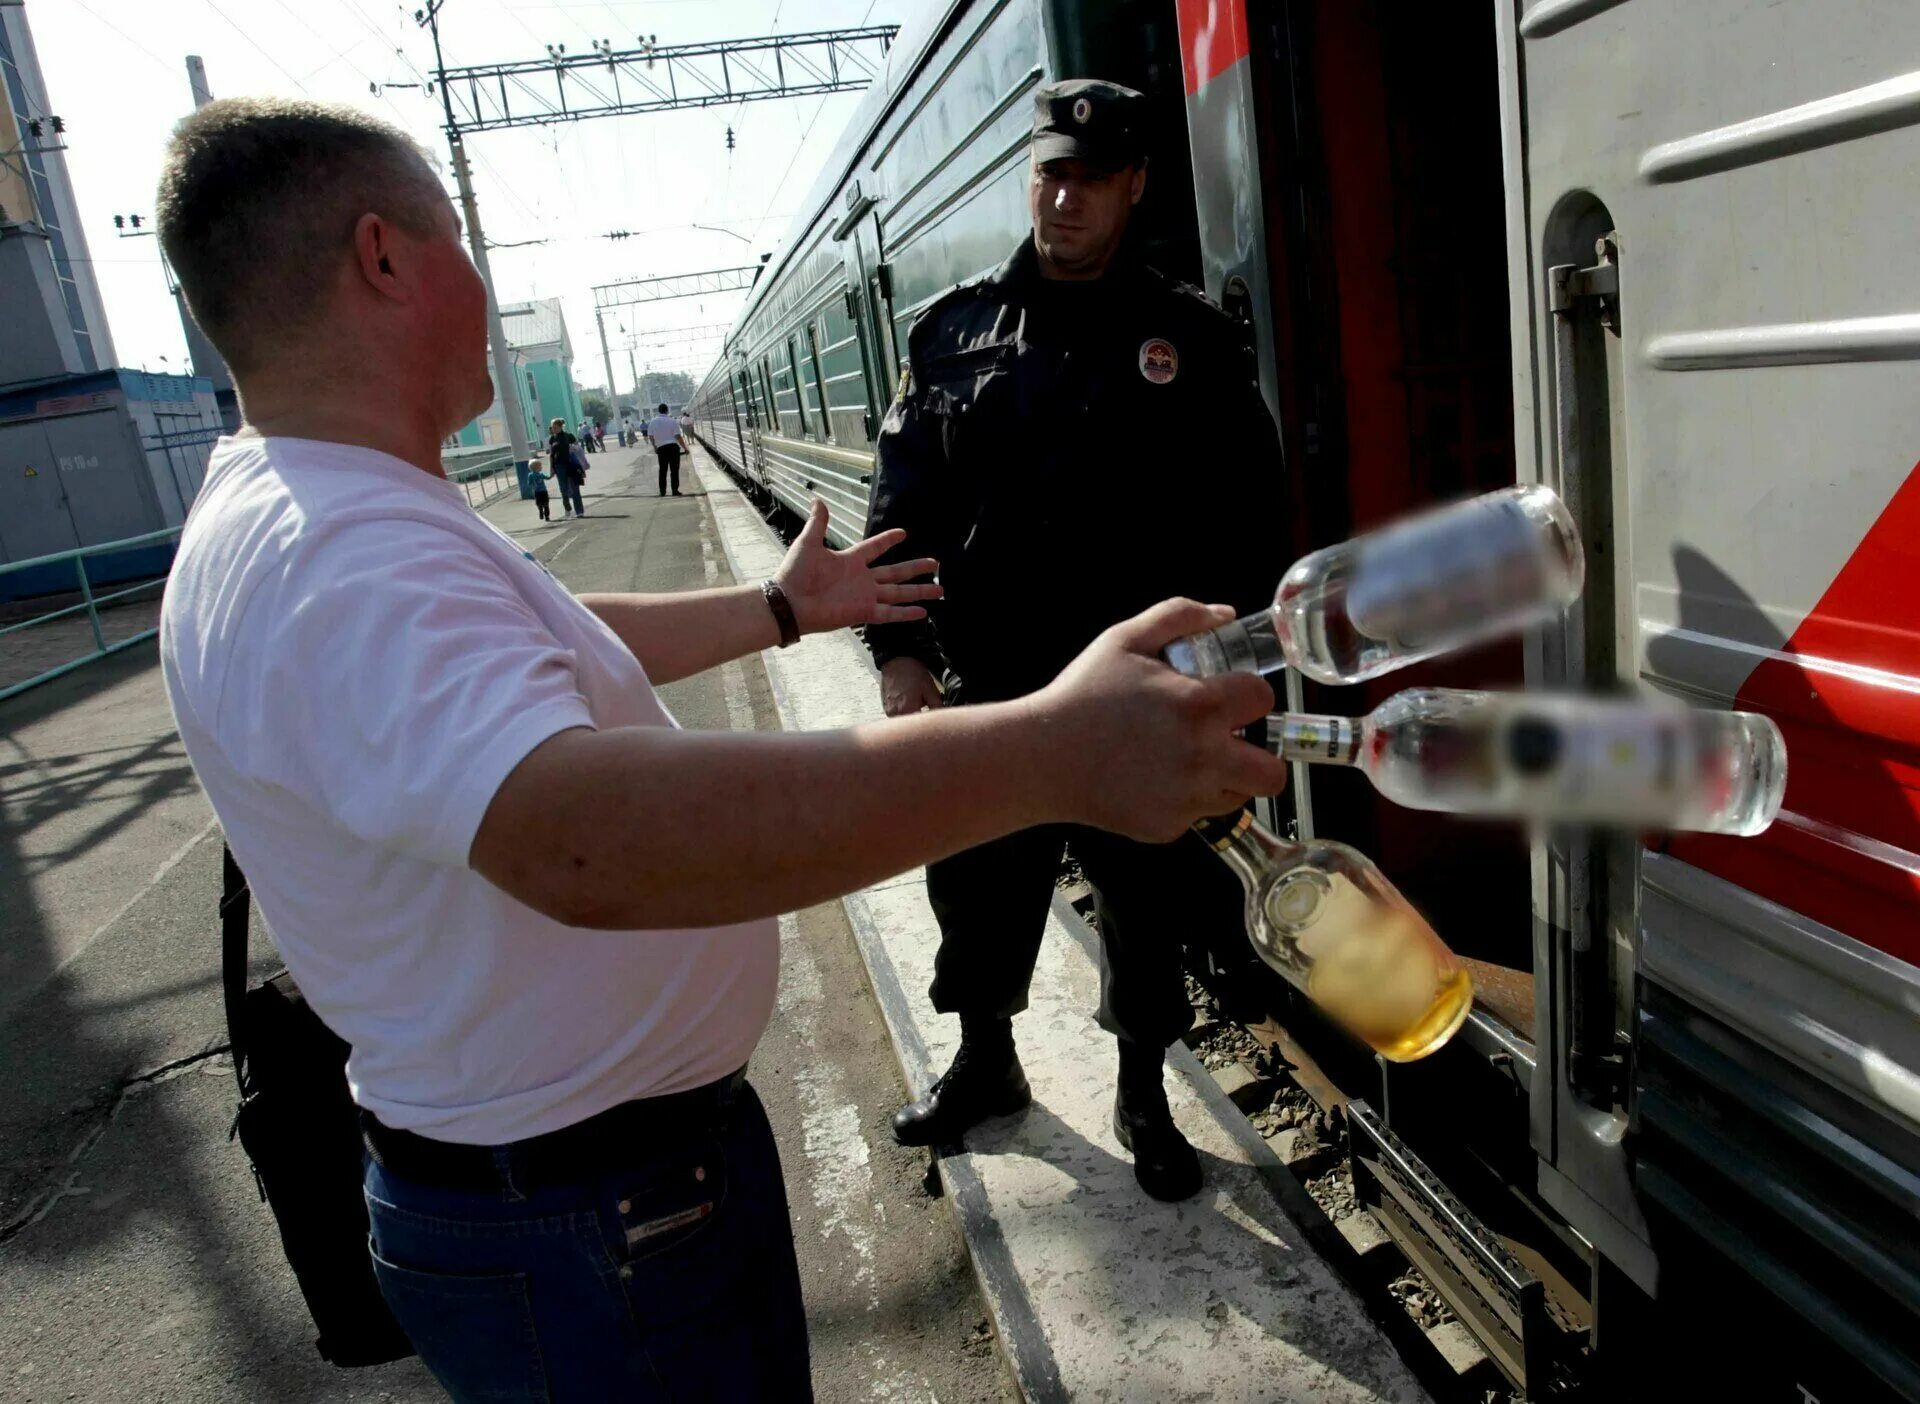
[
  {"x1": 1174, "y1": 0, "x2": 1251, "y2": 96},
  {"x1": 1670, "y1": 459, "x2": 1920, "y2": 968}
]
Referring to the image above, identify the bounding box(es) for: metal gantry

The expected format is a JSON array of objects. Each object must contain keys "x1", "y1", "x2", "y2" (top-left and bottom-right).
[
  {"x1": 615, "y1": 321, "x2": 734, "y2": 347},
  {"x1": 413, "y1": 5, "x2": 897, "y2": 440},
  {"x1": 593, "y1": 266, "x2": 764, "y2": 312},
  {"x1": 436, "y1": 27, "x2": 898, "y2": 135},
  {"x1": 593, "y1": 274, "x2": 757, "y2": 400}
]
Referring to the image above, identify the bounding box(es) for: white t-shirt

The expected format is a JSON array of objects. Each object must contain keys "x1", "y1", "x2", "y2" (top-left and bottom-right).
[
  {"x1": 646, "y1": 414, "x2": 682, "y2": 447},
  {"x1": 161, "y1": 435, "x2": 778, "y2": 1144}
]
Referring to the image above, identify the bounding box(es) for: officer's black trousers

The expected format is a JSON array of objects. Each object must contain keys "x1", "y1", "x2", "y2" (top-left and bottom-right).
[{"x1": 924, "y1": 819, "x2": 1246, "y2": 1051}]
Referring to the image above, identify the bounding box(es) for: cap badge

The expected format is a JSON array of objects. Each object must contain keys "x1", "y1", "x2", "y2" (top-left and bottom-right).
[
  {"x1": 1139, "y1": 338, "x2": 1178, "y2": 385},
  {"x1": 1072, "y1": 96, "x2": 1093, "y2": 124}
]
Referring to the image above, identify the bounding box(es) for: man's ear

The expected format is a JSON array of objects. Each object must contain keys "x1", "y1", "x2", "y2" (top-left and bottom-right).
[
  {"x1": 1130, "y1": 159, "x2": 1148, "y2": 206},
  {"x1": 352, "y1": 212, "x2": 407, "y2": 301}
]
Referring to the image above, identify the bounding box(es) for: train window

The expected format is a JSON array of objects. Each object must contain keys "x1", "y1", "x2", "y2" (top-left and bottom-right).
[
  {"x1": 805, "y1": 322, "x2": 832, "y2": 444},
  {"x1": 787, "y1": 337, "x2": 811, "y2": 437},
  {"x1": 760, "y1": 359, "x2": 777, "y2": 430}
]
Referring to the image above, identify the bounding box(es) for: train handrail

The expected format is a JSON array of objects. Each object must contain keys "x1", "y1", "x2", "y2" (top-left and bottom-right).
[{"x1": 0, "y1": 526, "x2": 185, "y2": 703}]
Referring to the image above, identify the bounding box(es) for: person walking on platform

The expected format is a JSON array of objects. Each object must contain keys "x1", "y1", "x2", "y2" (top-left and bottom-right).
[
  {"x1": 547, "y1": 417, "x2": 586, "y2": 517},
  {"x1": 152, "y1": 97, "x2": 1286, "y2": 1401},
  {"x1": 865, "y1": 79, "x2": 1282, "y2": 1202},
  {"x1": 647, "y1": 401, "x2": 685, "y2": 496},
  {"x1": 527, "y1": 460, "x2": 552, "y2": 521}
]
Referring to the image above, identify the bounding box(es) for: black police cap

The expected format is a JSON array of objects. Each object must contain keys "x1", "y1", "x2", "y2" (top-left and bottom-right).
[{"x1": 1031, "y1": 78, "x2": 1146, "y2": 170}]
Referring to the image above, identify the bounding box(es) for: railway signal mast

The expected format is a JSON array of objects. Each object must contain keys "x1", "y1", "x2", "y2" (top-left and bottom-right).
[{"x1": 413, "y1": 5, "x2": 898, "y2": 465}]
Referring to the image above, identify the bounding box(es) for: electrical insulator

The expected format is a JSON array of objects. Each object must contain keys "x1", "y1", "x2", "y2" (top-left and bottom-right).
[
  {"x1": 27, "y1": 118, "x2": 41, "y2": 138},
  {"x1": 113, "y1": 215, "x2": 124, "y2": 230},
  {"x1": 725, "y1": 126, "x2": 735, "y2": 151},
  {"x1": 51, "y1": 116, "x2": 65, "y2": 134}
]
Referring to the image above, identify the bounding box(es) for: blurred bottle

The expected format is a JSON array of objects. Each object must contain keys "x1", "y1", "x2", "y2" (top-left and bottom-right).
[
  {"x1": 1192, "y1": 811, "x2": 1473, "y2": 1061},
  {"x1": 1165, "y1": 485, "x2": 1584, "y2": 684},
  {"x1": 1266, "y1": 688, "x2": 1787, "y2": 835}
]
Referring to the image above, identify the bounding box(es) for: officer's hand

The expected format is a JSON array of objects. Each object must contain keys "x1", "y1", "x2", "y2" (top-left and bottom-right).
[
  {"x1": 774, "y1": 499, "x2": 942, "y2": 635},
  {"x1": 1030, "y1": 599, "x2": 1288, "y2": 842},
  {"x1": 881, "y1": 656, "x2": 944, "y2": 716}
]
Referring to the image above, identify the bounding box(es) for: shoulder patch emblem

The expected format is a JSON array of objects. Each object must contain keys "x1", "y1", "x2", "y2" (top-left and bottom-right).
[{"x1": 1139, "y1": 338, "x2": 1178, "y2": 385}]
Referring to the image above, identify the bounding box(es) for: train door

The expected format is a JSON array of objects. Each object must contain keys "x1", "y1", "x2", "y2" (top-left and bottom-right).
[
  {"x1": 742, "y1": 356, "x2": 770, "y2": 485},
  {"x1": 726, "y1": 362, "x2": 748, "y2": 469},
  {"x1": 1178, "y1": 4, "x2": 1531, "y2": 1000},
  {"x1": 1501, "y1": 2, "x2": 1920, "y2": 1399},
  {"x1": 850, "y1": 211, "x2": 901, "y2": 404}
]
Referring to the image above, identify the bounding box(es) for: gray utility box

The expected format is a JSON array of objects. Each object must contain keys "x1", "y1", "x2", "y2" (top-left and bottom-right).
[{"x1": 0, "y1": 368, "x2": 224, "y2": 598}]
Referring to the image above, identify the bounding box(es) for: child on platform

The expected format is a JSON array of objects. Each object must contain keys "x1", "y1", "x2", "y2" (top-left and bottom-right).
[{"x1": 527, "y1": 461, "x2": 552, "y2": 522}]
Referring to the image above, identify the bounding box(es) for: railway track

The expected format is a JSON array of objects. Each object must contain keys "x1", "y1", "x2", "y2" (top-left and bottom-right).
[{"x1": 1169, "y1": 933, "x2": 1593, "y2": 1404}]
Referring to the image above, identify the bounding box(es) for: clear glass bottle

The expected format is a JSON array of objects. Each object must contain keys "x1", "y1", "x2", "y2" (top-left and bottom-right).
[
  {"x1": 1192, "y1": 811, "x2": 1474, "y2": 1062},
  {"x1": 1266, "y1": 688, "x2": 1787, "y2": 836},
  {"x1": 1165, "y1": 485, "x2": 1584, "y2": 684}
]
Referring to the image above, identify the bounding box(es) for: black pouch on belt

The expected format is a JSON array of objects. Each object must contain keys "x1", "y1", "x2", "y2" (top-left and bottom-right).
[{"x1": 220, "y1": 845, "x2": 415, "y2": 1367}]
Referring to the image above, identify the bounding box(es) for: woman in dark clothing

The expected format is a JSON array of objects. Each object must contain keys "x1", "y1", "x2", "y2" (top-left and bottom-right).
[{"x1": 547, "y1": 417, "x2": 586, "y2": 518}]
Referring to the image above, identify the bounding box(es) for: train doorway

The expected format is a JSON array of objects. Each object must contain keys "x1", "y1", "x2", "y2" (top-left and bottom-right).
[{"x1": 1249, "y1": 0, "x2": 1531, "y2": 979}]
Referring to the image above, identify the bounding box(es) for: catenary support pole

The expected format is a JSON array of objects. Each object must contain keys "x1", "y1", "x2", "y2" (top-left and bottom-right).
[
  {"x1": 596, "y1": 308, "x2": 618, "y2": 426},
  {"x1": 425, "y1": 2, "x2": 533, "y2": 469},
  {"x1": 448, "y1": 138, "x2": 533, "y2": 466}
]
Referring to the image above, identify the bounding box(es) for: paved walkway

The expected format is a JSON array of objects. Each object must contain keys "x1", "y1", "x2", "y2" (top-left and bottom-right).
[
  {"x1": 0, "y1": 448, "x2": 1011, "y2": 1402},
  {"x1": 0, "y1": 588, "x2": 165, "y2": 694}
]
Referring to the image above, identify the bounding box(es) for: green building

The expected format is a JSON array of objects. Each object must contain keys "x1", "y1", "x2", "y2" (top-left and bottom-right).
[{"x1": 452, "y1": 297, "x2": 584, "y2": 456}]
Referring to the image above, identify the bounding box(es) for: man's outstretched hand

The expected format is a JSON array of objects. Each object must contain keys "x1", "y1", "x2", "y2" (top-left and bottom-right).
[
  {"x1": 773, "y1": 499, "x2": 941, "y2": 635},
  {"x1": 1031, "y1": 599, "x2": 1290, "y2": 841}
]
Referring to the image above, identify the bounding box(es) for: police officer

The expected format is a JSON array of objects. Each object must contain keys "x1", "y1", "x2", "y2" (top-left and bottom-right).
[{"x1": 864, "y1": 79, "x2": 1281, "y2": 1200}]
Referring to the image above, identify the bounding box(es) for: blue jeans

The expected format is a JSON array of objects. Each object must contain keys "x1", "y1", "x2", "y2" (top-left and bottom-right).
[
  {"x1": 559, "y1": 474, "x2": 585, "y2": 515},
  {"x1": 363, "y1": 1082, "x2": 812, "y2": 1402}
]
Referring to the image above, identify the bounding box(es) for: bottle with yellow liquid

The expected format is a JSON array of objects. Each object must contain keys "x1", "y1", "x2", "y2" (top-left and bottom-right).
[{"x1": 1191, "y1": 810, "x2": 1473, "y2": 1061}]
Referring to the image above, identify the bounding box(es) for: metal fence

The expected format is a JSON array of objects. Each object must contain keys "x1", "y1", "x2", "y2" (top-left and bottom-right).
[
  {"x1": 0, "y1": 528, "x2": 182, "y2": 703},
  {"x1": 445, "y1": 445, "x2": 521, "y2": 508},
  {"x1": 0, "y1": 448, "x2": 529, "y2": 703}
]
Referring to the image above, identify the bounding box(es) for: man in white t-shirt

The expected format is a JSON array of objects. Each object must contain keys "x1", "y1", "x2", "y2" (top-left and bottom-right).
[
  {"x1": 646, "y1": 402, "x2": 684, "y2": 497},
  {"x1": 155, "y1": 98, "x2": 1283, "y2": 1401}
]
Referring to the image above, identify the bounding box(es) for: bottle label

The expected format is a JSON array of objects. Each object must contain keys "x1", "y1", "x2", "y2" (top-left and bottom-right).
[
  {"x1": 1346, "y1": 495, "x2": 1545, "y2": 651},
  {"x1": 1277, "y1": 715, "x2": 1358, "y2": 764},
  {"x1": 1192, "y1": 809, "x2": 1254, "y2": 851},
  {"x1": 1505, "y1": 707, "x2": 1684, "y2": 821}
]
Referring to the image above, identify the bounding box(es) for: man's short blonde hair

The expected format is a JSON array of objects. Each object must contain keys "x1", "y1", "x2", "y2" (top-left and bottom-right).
[{"x1": 155, "y1": 97, "x2": 446, "y2": 373}]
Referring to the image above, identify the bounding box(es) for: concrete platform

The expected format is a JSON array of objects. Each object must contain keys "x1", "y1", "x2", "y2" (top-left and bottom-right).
[{"x1": 690, "y1": 445, "x2": 1431, "y2": 1404}]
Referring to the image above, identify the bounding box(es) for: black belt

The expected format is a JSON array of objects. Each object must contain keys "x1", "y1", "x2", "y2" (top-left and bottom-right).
[{"x1": 362, "y1": 1067, "x2": 747, "y2": 1192}]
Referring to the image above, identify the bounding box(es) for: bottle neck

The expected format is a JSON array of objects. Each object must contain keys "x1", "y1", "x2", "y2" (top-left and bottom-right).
[
  {"x1": 1164, "y1": 608, "x2": 1289, "y2": 679},
  {"x1": 1268, "y1": 713, "x2": 1363, "y2": 766},
  {"x1": 1190, "y1": 809, "x2": 1279, "y2": 890}
]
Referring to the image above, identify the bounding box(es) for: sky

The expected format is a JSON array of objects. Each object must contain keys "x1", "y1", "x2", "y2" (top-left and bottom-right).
[{"x1": 27, "y1": 0, "x2": 915, "y2": 394}]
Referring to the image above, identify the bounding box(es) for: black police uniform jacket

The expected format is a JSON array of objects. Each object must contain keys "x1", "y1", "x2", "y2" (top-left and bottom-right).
[{"x1": 864, "y1": 236, "x2": 1283, "y2": 700}]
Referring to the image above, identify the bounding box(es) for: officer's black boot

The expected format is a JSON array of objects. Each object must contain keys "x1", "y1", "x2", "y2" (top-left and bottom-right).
[
  {"x1": 891, "y1": 1015, "x2": 1031, "y2": 1147},
  {"x1": 1112, "y1": 1039, "x2": 1202, "y2": 1202}
]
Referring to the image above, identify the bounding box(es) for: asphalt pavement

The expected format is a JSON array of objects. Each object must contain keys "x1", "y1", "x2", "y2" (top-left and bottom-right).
[{"x1": 0, "y1": 445, "x2": 1012, "y2": 1402}]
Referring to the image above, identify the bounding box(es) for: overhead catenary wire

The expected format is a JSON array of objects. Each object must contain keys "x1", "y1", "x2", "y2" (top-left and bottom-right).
[
  {"x1": 65, "y1": 0, "x2": 177, "y2": 75},
  {"x1": 202, "y1": 0, "x2": 313, "y2": 93}
]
